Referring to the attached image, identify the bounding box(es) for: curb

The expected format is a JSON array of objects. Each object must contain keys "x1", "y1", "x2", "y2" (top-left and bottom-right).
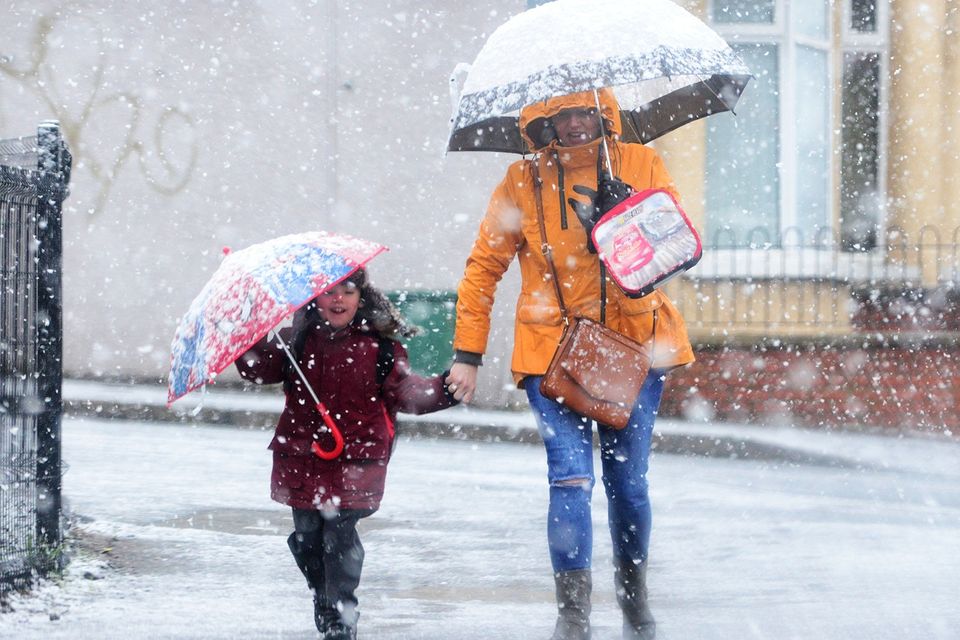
[{"x1": 64, "y1": 393, "x2": 859, "y2": 469}]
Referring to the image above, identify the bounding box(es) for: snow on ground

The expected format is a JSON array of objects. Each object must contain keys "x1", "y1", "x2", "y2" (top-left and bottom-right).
[{"x1": 1, "y1": 416, "x2": 959, "y2": 639}]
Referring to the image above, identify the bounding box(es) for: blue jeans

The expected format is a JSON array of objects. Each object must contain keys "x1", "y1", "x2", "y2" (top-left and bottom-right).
[{"x1": 525, "y1": 371, "x2": 665, "y2": 573}]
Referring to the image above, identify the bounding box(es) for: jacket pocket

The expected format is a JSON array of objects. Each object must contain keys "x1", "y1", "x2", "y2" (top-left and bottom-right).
[
  {"x1": 272, "y1": 451, "x2": 308, "y2": 490},
  {"x1": 517, "y1": 294, "x2": 563, "y2": 326},
  {"x1": 268, "y1": 432, "x2": 314, "y2": 455}
]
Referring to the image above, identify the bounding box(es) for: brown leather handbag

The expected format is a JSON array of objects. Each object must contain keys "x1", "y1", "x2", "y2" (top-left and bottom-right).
[
  {"x1": 531, "y1": 158, "x2": 654, "y2": 429},
  {"x1": 540, "y1": 316, "x2": 653, "y2": 429}
]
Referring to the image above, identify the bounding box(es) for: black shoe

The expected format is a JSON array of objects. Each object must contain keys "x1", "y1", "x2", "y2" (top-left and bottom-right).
[
  {"x1": 321, "y1": 620, "x2": 357, "y2": 640},
  {"x1": 314, "y1": 597, "x2": 339, "y2": 634}
]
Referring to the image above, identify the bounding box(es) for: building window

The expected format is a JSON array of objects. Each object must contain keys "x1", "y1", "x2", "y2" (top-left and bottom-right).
[
  {"x1": 850, "y1": 0, "x2": 878, "y2": 33},
  {"x1": 840, "y1": 52, "x2": 882, "y2": 250},
  {"x1": 841, "y1": 0, "x2": 888, "y2": 251},
  {"x1": 705, "y1": 42, "x2": 781, "y2": 246},
  {"x1": 705, "y1": 0, "x2": 887, "y2": 251}
]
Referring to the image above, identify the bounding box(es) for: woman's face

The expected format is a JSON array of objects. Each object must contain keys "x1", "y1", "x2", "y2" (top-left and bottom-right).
[
  {"x1": 553, "y1": 107, "x2": 601, "y2": 147},
  {"x1": 315, "y1": 282, "x2": 361, "y2": 330}
]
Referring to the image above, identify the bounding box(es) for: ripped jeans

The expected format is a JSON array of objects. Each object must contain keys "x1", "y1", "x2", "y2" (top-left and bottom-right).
[{"x1": 525, "y1": 371, "x2": 665, "y2": 573}]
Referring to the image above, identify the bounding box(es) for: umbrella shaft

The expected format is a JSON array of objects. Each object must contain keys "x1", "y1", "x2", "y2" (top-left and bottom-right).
[
  {"x1": 273, "y1": 333, "x2": 344, "y2": 460},
  {"x1": 274, "y1": 332, "x2": 322, "y2": 407},
  {"x1": 593, "y1": 89, "x2": 614, "y2": 180}
]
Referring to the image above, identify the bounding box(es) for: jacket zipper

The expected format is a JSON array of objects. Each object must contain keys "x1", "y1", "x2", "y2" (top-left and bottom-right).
[{"x1": 557, "y1": 162, "x2": 568, "y2": 230}]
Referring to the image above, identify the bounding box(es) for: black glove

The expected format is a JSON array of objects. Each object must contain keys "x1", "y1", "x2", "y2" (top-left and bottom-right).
[
  {"x1": 597, "y1": 176, "x2": 633, "y2": 213},
  {"x1": 568, "y1": 177, "x2": 634, "y2": 253},
  {"x1": 568, "y1": 185, "x2": 601, "y2": 253}
]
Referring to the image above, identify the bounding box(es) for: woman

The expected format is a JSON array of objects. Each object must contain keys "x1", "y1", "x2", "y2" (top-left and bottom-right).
[{"x1": 445, "y1": 88, "x2": 694, "y2": 640}]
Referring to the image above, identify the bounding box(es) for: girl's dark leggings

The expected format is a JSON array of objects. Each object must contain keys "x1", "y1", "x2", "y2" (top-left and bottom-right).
[{"x1": 288, "y1": 507, "x2": 375, "y2": 613}]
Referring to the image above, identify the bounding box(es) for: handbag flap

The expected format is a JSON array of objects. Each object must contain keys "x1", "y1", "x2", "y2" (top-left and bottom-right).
[{"x1": 558, "y1": 319, "x2": 649, "y2": 406}]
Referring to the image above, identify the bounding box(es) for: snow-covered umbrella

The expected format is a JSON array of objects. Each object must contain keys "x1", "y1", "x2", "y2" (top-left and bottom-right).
[
  {"x1": 166, "y1": 231, "x2": 387, "y2": 459},
  {"x1": 447, "y1": 0, "x2": 752, "y2": 153}
]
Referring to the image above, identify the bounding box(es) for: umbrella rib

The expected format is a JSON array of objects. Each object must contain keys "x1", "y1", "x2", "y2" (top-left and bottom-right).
[{"x1": 697, "y1": 74, "x2": 735, "y2": 115}]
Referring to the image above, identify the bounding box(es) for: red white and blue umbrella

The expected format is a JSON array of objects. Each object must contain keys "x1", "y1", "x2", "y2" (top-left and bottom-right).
[{"x1": 167, "y1": 231, "x2": 387, "y2": 405}]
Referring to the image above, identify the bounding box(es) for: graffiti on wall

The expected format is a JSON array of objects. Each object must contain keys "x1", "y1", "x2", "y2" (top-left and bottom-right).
[{"x1": 0, "y1": 8, "x2": 198, "y2": 216}]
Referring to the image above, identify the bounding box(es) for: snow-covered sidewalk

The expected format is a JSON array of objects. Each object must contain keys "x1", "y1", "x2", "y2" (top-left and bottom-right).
[
  {"x1": 2, "y1": 415, "x2": 959, "y2": 639},
  {"x1": 63, "y1": 377, "x2": 956, "y2": 466}
]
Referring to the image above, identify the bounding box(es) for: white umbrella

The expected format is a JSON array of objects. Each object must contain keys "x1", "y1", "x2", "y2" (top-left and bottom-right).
[{"x1": 448, "y1": 0, "x2": 752, "y2": 153}]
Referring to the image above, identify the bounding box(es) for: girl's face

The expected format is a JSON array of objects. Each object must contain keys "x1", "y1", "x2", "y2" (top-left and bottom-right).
[{"x1": 315, "y1": 282, "x2": 361, "y2": 330}]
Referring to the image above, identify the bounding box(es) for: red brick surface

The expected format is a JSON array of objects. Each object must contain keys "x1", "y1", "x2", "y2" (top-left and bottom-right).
[{"x1": 660, "y1": 342, "x2": 960, "y2": 435}]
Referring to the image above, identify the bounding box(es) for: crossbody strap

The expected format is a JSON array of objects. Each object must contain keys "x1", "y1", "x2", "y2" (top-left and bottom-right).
[
  {"x1": 531, "y1": 156, "x2": 570, "y2": 327},
  {"x1": 533, "y1": 153, "x2": 659, "y2": 354}
]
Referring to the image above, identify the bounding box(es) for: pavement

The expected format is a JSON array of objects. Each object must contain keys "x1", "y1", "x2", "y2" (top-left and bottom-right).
[
  {"x1": 3, "y1": 406, "x2": 958, "y2": 639},
  {"x1": 62, "y1": 378, "x2": 914, "y2": 469},
  {"x1": 0, "y1": 380, "x2": 954, "y2": 639}
]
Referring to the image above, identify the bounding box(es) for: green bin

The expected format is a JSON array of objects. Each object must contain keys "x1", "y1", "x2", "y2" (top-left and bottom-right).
[{"x1": 387, "y1": 290, "x2": 457, "y2": 375}]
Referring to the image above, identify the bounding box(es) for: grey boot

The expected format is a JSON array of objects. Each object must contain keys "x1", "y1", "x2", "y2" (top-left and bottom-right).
[
  {"x1": 614, "y1": 558, "x2": 655, "y2": 640},
  {"x1": 550, "y1": 569, "x2": 592, "y2": 640}
]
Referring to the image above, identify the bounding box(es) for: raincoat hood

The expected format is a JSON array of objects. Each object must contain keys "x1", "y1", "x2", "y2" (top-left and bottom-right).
[{"x1": 519, "y1": 88, "x2": 622, "y2": 151}]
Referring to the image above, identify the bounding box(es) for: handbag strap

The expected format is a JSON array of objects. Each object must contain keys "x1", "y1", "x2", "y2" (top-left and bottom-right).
[
  {"x1": 532, "y1": 153, "x2": 659, "y2": 353},
  {"x1": 652, "y1": 308, "x2": 658, "y2": 353},
  {"x1": 532, "y1": 157, "x2": 570, "y2": 327}
]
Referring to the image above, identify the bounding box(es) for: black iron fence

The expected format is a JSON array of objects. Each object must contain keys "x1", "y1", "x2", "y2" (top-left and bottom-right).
[{"x1": 0, "y1": 122, "x2": 71, "y2": 589}]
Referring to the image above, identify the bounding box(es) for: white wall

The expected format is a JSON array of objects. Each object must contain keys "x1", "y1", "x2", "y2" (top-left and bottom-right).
[{"x1": 1, "y1": 0, "x2": 528, "y2": 407}]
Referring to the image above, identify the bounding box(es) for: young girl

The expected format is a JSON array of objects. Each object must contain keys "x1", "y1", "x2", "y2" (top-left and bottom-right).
[{"x1": 236, "y1": 268, "x2": 456, "y2": 639}]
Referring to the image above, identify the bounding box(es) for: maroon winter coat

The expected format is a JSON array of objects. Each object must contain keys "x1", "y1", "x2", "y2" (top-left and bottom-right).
[{"x1": 236, "y1": 323, "x2": 456, "y2": 511}]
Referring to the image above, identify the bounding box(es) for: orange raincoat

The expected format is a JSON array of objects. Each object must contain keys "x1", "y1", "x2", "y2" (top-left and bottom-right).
[{"x1": 454, "y1": 88, "x2": 695, "y2": 386}]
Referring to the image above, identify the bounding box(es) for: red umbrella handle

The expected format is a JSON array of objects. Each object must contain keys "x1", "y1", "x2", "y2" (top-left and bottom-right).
[{"x1": 310, "y1": 402, "x2": 344, "y2": 460}]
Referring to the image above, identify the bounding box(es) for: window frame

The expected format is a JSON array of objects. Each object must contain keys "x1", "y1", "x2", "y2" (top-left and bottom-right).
[{"x1": 703, "y1": 1, "x2": 889, "y2": 272}]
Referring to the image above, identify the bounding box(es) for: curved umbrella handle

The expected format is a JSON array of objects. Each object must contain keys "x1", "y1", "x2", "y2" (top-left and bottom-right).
[{"x1": 311, "y1": 401, "x2": 344, "y2": 460}]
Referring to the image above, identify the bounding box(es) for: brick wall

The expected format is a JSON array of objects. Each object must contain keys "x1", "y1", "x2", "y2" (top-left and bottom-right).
[{"x1": 659, "y1": 339, "x2": 960, "y2": 435}]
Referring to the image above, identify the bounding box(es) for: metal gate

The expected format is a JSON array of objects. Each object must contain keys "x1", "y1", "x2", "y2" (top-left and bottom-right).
[{"x1": 0, "y1": 122, "x2": 71, "y2": 588}]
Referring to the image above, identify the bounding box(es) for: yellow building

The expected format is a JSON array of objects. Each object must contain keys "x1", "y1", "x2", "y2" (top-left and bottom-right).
[
  {"x1": 652, "y1": 0, "x2": 960, "y2": 431},
  {"x1": 2, "y1": 1, "x2": 955, "y2": 429}
]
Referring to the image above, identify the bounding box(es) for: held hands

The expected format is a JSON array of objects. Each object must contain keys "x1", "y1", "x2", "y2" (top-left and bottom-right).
[
  {"x1": 568, "y1": 177, "x2": 634, "y2": 253},
  {"x1": 445, "y1": 362, "x2": 478, "y2": 404}
]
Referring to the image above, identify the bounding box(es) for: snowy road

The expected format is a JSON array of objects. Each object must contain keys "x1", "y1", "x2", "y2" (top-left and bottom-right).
[{"x1": 2, "y1": 417, "x2": 959, "y2": 639}]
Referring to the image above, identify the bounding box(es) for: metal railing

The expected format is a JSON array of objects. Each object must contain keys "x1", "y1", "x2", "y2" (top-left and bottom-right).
[
  {"x1": 0, "y1": 122, "x2": 71, "y2": 589},
  {"x1": 670, "y1": 226, "x2": 960, "y2": 337}
]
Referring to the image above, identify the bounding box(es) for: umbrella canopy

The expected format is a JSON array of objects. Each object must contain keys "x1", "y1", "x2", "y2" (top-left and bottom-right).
[
  {"x1": 167, "y1": 231, "x2": 387, "y2": 404},
  {"x1": 448, "y1": 0, "x2": 752, "y2": 153}
]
